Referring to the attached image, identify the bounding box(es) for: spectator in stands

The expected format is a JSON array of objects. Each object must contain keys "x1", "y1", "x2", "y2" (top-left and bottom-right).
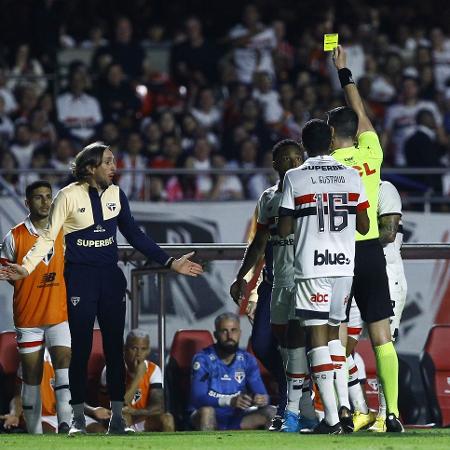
[
  {"x1": 238, "y1": 98, "x2": 272, "y2": 152},
  {"x1": 95, "y1": 17, "x2": 145, "y2": 80},
  {"x1": 29, "y1": 108, "x2": 57, "y2": 146},
  {"x1": 171, "y1": 16, "x2": 219, "y2": 87},
  {"x1": 283, "y1": 96, "x2": 308, "y2": 140},
  {"x1": 95, "y1": 63, "x2": 140, "y2": 125},
  {"x1": 81, "y1": 21, "x2": 109, "y2": 49},
  {"x1": 12, "y1": 86, "x2": 38, "y2": 122},
  {"x1": 227, "y1": 4, "x2": 277, "y2": 84},
  {"x1": 0, "y1": 67, "x2": 18, "y2": 114},
  {"x1": 10, "y1": 123, "x2": 36, "y2": 169},
  {"x1": 117, "y1": 132, "x2": 148, "y2": 201},
  {"x1": 246, "y1": 150, "x2": 278, "y2": 200},
  {"x1": 190, "y1": 87, "x2": 222, "y2": 131},
  {"x1": 430, "y1": 27, "x2": 450, "y2": 92},
  {"x1": 184, "y1": 137, "x2": 213, "y2": 199},
  {"x1": 209, "y1": 153, "x2": 244, "y2": 201},
  {"x1": 0, "y1": 96, "x2": 14, "y2": 141},
  {"x1": 50, "y1": 138, "x2": 74, "y2": 171},
  {"x1": 158, "y1": 111, "x2": 179, "y2": 137},
  {"x1": 7, "y1": 44, "x2": 47, "y2": 96},
  {"x1": 272, "y1": 19, "x2": 295, "y2": 76},
  {"x1": 1, "y1": 348, "x2": 106, "y2": 433},
  {"x1": 0, "y1": 151, "x2": 20, "y2": 194},
  {"x1": 383, "y1": 74, "x2": 445, "y2": 166},
  {"x1": 142, "y1": 121, "x2": 162, "y2": 158},
  {"x1": 100, "y1": 329, "x2": 175, "y2": 432},
  {"x1": 404, "y1": 109, "x2": 445, "y2": 194},
  {"x1": 150, "y1": 134, "x2": 182, "y2": 170},
  {"x1": 189, "y1": 312, "x2": 274, "y2": 430},
  {"x1": 253, "y1": 71, "x2": 283, "y2": 125},
  {"x1": 100, "y1": 122, "x2": 120, "y2": 155},
  {"x1": 56, "y1": 69, "x2": 102, "y2": 143}
]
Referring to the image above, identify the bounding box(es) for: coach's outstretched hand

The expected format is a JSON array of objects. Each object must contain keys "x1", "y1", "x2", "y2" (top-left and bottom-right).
[
  {"x1": 0, "y1": 263, "x2": 29, "y2": 281},
  {"x1": 171, "y1": 251, "x2": 203, "y2": 277}
]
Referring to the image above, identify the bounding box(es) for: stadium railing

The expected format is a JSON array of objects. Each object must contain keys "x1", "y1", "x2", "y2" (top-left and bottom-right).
[{"x1": 119, "y1": 242, "x2": 450, "y2": 380}]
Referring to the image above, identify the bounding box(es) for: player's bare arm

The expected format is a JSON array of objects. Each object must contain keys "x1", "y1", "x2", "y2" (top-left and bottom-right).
[
  {"x1": 378, "y1": 214, "x2": 401, "y2": 246},
  {"x1": 230, "y1": 228, "x2": 269, "y2": 304},
  {"x1": 332, "y1": 45, "x2": 375, "y2": 136},
  {"x1": 356, "y1": 209, "x2": 370, "y2": 236},
  {"x1": 123, "y1": 388, "x2": 165, "y2": 418},
  {"x1": 277, "y1": 215, "x2": 293, "y2": 238}
]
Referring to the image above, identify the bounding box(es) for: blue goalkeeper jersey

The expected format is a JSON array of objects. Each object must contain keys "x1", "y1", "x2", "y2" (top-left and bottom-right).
[{"x1": 189, "y1": 345, "x2": 267, "y2": 414}]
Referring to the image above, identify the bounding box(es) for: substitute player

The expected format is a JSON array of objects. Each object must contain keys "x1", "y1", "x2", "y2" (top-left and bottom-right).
[
  {"x1": 278, "y1": 119, "x2": 370, "y2": 434},
  {"x1": 1, "y1": 348, "x2": 107, "y2": 433},
  {"x1": 0, "y1": 181, "x2": 71, "y2": 434},
  {"x1": 346, "y1": 180, "x2": 407, "y2": 432},
  {"x1": 0, "y1": 142, "x2": 203, "y2": 435},
  {"x1": 189, "y1": 313, "x2": 275, "y2": 431},
  {"x1": 230, "y1": 139, "x2": 318, "y2": 432},
  {"x1": 327, "y1": 45, "x2": 403, "y2": 432},
  {"x1": 100, "y1": 329, "x2": 175, "y2": 432}
]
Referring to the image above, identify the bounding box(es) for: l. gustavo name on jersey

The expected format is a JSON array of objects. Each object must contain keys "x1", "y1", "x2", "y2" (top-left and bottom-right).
[
  {"x1": 314, "y1": 249, "x2": 350, "y2": 266},
  {"x1": 76, "y1": 237, "x2": 115, "y2": 247},
  {"x1": 311, "y1": 175, "x2": 346, "y2": 184}
]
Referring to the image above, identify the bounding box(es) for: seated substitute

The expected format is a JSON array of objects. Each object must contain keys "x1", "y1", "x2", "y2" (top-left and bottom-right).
[
  {"x1": 189, "y1": 312, "x2": 275, "y2": 431},
  {"x1": 1, "y1": 348, "x2": 106, "y2": 433},
  {"x1": 100, "y1": 329, "x2": 175, "y2": 432}
]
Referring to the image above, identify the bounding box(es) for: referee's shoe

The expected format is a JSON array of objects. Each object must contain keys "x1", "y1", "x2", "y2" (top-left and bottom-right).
[
  {"x1": 107, "y1": 416, "x2": 135, "y2": 435},
  {"x1": 386, "y1": 413, "x2": 404, "y2": 433}
]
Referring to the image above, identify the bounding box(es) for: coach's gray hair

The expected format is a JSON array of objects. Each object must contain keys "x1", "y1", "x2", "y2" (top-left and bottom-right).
[
  {"x1": 126, "y1": 328, "x2": 150, "y2": 344},
  {"x1": 214, "y1": 312, "x2": 240, "y2": 330}
]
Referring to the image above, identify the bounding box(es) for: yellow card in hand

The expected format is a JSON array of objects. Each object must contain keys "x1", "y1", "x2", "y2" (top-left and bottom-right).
[{"x1": 324, "y1": 33, "x2": 338, "y2": 52}]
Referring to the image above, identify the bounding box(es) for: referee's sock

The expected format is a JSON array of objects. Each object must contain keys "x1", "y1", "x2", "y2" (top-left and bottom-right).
[
  {"x1": 111, "y1": 401, "x2": 124, "y2": 419},
  {"x1": 374, "y1": 342, "x2": 399, "y2": 417},
  {"x1": 22, "y1": 383, "x2": 43, "y2": 434}
]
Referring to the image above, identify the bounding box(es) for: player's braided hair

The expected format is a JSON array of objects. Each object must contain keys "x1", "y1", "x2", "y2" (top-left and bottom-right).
[{"x1": 72, "y1": 141, "x2": 109, "y2": 181}]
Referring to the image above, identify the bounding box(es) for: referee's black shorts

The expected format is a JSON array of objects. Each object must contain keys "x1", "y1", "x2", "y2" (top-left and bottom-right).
[{"x1": 352, "y1": 238, "x2": 393, "y2": 323}]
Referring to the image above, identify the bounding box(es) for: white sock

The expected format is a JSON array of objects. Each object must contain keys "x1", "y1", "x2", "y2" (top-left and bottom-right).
[
  {"x1": 328, "y1": 339, "x2": 350, "y2": 409},
  {"x1": 286, "y1": 347, "x2": 308, "y2": 414},
  {"x1": 280, "y1": 347, "x2": 288, "y2": 370},
  {"x1": 377, "y1": 378, "x2": 387, "y2": 418},
  {"x1": 54, "y1": 368, "x2": 72, "y2": 427},
  {"x1": 308, "y1": 346, "x2": 339, "y2": 427},
  {"x1": 347, "y1": 354, "x2": 368, "y2": 414},
  {"x1": 299, "y1": 376, "x2": 317, "y2": 421},
  {"x1": 22, "y1": 383, "x2": 43, "y2": 434}
]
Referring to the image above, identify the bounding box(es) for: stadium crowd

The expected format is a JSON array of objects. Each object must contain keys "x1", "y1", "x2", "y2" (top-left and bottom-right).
[{"x1": 0, "y1": 1, "x2": 449, "y2": 204}]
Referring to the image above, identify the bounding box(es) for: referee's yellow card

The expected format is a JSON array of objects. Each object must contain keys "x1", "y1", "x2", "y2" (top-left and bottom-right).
[{"x1": 324, "y1": 33, "x2": 338, "y2": 51}]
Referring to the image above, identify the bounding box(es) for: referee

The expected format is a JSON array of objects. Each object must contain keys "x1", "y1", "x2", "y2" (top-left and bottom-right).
[
  {"x1": 326, "y1": 46, "x2": 403, "y2": 432},
  {"x1": 0, "y1": 142, "x2": 203, "y2": 435}
]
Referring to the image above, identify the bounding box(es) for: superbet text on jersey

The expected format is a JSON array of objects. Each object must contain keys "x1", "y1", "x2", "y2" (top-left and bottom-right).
[{"x1": 280, "y1": 155, "x2": 369, "y2": 280}]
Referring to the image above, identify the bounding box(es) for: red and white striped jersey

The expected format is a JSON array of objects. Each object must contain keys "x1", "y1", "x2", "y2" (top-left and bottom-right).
[{"x1": 280, "y1": 155, "x2": 369, "y2": 279}]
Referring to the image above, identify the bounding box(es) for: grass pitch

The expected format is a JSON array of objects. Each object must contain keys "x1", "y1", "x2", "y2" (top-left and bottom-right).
[{"x1": 1, "y1": 429, "x2": 450, "y2": 450}]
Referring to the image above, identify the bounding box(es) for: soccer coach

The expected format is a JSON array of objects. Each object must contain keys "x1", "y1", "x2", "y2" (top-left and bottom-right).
[{"x1": 0, "y1": 142, "x2": 203, "y2": 435}]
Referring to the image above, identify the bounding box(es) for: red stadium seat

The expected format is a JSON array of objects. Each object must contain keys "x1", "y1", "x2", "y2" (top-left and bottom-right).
[
  {"x1": 86, "y1": 328, "x2": 105, "y2": 406},
  {"x1": 165, "y1": 329, "x2": 214, "y2": 430},
  {"x1": 0, "y1": 331, "x2": 20, "y2": 413},
  {"x1": 355, "y1": 339, "x2": 380, "y2": 411},
  {"x1": 420, "y1": 324, "x2": 450, "y2": 426}
]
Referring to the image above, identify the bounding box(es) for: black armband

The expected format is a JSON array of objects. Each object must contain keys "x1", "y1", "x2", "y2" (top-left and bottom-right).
[
  {"x1": 165, "y1": 257, "x2": 175, "y2": 269},
  {"x1": 338, "y1": 68, "x2": 355, "y2": 88}
]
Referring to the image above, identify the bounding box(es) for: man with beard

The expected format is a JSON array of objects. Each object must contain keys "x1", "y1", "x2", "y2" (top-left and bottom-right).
[{"x1": 189, "y1": 313, "x2": 275, "y2": 430}]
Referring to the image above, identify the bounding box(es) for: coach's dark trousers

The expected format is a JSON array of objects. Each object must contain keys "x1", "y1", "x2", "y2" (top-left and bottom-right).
[{"x1": 65, "y1": 263, "x2": 127, "y2": 404}]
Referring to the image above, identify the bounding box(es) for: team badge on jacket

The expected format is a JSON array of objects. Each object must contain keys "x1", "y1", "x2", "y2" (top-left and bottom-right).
[
  {"x1": 234, "y1": 371, "x2": 245, "y2": 383},
  {"x1": 106, "y1": 202, "x2": 116, "y2": 211},
  {"x1": 71, "y1": 296, "x2": 80, "y2": 306}
]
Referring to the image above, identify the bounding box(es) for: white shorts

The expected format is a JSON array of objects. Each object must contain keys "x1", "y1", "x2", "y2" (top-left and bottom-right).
[
  {"x1": 295, "y1": 277, "x2": 353, "y2": 326},
  {"x1": 271, "y1": 285, "x2": 296, "y2": 325},
  {"x1": 15, "y1": 321, "x2": 71, "y2": 354},
  {"x1": 42, "y1": 415, "x2": 97, "y2": 432},
  {"x1": 387, "y1": 267, "x2": 407, "y2": 340}
]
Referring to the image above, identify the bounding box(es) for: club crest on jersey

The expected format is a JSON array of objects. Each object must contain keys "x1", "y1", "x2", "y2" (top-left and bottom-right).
[
  {"x1": 94, "y1": 224, "x2": 105, "y2": 233},
  {"x1": 70, "y1": 296, "x2": 80, "y2": 306},
  {"x1": 234, "y1": 371, "x2": 245, "y2": 383},
  {"x1": 132, "y1": 389, "x2": 142, "y2": 404},
  {"x1": 106, "y1": 202, "x2": 116, "y2": 211}
]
